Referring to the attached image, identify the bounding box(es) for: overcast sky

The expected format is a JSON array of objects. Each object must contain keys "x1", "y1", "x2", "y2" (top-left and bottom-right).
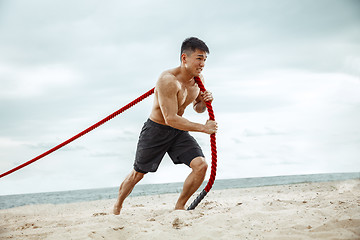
[{"x1": 1, "y1": 0, "x2": 359, "y2": 195}]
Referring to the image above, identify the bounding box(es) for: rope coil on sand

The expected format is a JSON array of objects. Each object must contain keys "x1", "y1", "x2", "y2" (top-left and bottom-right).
[{"x1": 0, "y1": 78, "x2": 217, "y2": 210}]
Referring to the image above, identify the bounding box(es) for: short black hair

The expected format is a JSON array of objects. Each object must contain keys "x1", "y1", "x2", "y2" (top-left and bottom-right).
[{"x1": 180, "y1": 37, "x2": 209, "y2": 60}]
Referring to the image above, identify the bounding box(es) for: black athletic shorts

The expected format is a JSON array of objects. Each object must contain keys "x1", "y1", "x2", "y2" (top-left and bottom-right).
[{"x1": 133, "y1": 119, "x2": 204, "y2": 174}]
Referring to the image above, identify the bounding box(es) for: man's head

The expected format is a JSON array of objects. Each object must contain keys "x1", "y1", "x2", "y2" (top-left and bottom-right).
[
  {"x1": 180, "y1": 37, "x2": 209, "y2": 76},
  {"x1": 180, "y1": 37, "x2": 209, "y2": 62}
]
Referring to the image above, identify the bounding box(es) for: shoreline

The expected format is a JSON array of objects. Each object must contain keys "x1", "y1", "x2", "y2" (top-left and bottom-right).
[
  {"x1": 1, "y1": 179, "x2": 359, "y2": 239},
  {"x1": 1, "y1": 172, "x2": 359, "y2": 210}
]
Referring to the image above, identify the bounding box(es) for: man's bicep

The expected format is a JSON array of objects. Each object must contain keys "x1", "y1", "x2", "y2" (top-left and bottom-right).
[{"x1": 157, "y1": 81, "x2": 178, "y2": 118}]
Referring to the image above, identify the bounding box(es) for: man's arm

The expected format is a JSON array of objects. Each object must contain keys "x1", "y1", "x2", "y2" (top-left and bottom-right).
[
  {"x1": 193, "y1": 91, "x2": 213, "y2": 113},
  {"x1": 193, "y1": 95, "x2": 207, "y2": 113},
  {"x1": 157, "y1": 75, "x2": 216, "y2": 134}
]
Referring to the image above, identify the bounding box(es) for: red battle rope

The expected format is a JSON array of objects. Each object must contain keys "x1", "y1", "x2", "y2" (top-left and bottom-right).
[
  {"x1": 187, "y1": 76, "x2": 217, "y2": 210},
  {"x1": 0, "y1": 79, "x2": 217, "y2": 210},
  {"x1": 0, "y1": 88, "x2": 155, "y2": 178}
]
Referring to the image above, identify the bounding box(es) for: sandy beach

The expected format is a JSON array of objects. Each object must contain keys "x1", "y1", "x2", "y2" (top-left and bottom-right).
[{"x1": 1, "y1": 179, "x2": 359, "y2": 240}]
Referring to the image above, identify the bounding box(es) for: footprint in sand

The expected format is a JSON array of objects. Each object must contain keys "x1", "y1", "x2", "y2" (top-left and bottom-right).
[
  {"x1": 172, "y1": 217, "x2": 192, "y2": 229},
  {"x1": 172, "y1": 217, "x2": 184, "y2": 229},
  {"x1": 92, "y1": 212, "x2": 109, "y2": 217},
  {"x1": 16, "y1": 223, "x2": 41, "y2": 230}
]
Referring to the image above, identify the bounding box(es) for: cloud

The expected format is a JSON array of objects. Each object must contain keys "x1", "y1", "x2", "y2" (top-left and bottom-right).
[
  {"x1": 0, "y1": 63, "x2": 81, "y2": 99},
  {"x1": 24, "y1": 142, "x2": 87, "y2": 152},
  {"x1": 1, "y1": 0, "x2": 359, "y2": 195}
]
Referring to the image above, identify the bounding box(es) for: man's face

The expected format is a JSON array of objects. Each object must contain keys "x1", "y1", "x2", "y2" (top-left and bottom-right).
[{"x1": 183, "y1": 49, "x2": 207, "y2": 76}]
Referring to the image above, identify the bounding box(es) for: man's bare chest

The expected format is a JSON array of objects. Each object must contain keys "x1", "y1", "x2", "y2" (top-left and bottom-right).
[{"x1": 177, "y1": 85, "x2": 199, "y2": 109}]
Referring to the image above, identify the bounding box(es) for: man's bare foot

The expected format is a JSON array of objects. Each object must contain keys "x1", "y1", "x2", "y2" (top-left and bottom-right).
[
  {"x1": 113, "y1": 204, "x2": 122, "y2": 215},
  {"x1": 174, "y1": 204, "x2": 185, "y2": 210}
]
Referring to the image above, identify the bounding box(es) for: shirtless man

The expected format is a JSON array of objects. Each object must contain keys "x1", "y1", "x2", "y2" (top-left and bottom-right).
[{"x1": 113, "y1": 37, "x2": 218, "y2": 215}]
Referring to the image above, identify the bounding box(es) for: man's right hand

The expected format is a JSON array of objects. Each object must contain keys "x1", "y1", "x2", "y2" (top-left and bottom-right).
[{"x1": 204, "y1": 120, "x2": 218, "y2": 134}]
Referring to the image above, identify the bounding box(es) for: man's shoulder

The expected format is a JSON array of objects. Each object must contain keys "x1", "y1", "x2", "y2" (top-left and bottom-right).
[
  {"x1": 157, "y1": 69, "x2": 180, "y2": 88},
  {"x1": 159, "y1": 67, "x2": 180, "y2": 80},
  {"x1": 159, "y1": 71, "x2": 176, "y2": 81}
]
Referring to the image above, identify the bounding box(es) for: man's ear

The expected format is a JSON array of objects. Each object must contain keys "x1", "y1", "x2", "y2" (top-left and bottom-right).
[{"x1": 181, "y1": 53, "x2": 187, "y2": 64}]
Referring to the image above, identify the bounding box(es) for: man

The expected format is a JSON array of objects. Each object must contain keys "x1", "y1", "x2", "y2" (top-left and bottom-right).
[{"x1": 113, "y1": 37, "x2": 218, "y2": 215}]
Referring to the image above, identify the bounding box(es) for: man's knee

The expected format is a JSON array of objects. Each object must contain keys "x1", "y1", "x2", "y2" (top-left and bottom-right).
[
  {"x1": 190, "y1": 157, "x2": 208, "y2": 174},
  {"x1": 129, "y1": 169, "x2": 145, "y2": 183}
]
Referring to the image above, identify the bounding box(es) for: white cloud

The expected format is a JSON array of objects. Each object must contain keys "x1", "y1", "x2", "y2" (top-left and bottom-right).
[
  {"x1": 0, "y1": 0, "x2": 359, "y2": 195},
  {"x1": 0, "y1": 63, "x2": 81, "y2": 99}
]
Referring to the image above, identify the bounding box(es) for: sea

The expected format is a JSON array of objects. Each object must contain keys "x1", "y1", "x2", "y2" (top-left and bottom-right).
[{"x1": 0, "y1": 172, "x2": 359, "y2": 210}]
